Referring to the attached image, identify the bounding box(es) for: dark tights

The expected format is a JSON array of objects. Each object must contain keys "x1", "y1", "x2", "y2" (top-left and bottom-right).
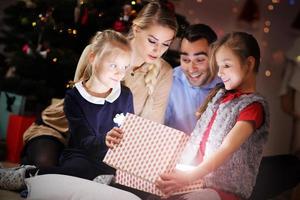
[
  {"x1": 25, "y1": 155, "x2": 110, "y2": 180},
  {"x1": 22, "y1": 136, "x2": 114, "y2": 180},
  {"x1": 21, "y1": 136, "x2": 64, "y2": 168}
]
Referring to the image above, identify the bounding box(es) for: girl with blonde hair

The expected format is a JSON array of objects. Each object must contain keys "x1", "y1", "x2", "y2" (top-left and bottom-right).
[{"x1": 1, "y1": 29, "x2": 134, "y2": 190}]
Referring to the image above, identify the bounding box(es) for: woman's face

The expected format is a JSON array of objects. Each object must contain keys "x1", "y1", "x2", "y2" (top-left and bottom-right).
[{"x1": 133, "y1": 24, "x2": 175, "y2": 64}]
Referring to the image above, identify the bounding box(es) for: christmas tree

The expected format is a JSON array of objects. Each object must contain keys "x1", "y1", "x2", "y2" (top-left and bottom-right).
[{"x1": 0, "y1": 0, "x2": 188, "y2": 112}]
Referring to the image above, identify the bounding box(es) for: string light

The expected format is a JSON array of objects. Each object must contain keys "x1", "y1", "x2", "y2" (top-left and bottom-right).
[
  {"x1": 32, "y1": 22, "x2": 37, "y2": 27},
  {"x1": 272, "y1": 0, "x2": 280, "y2": 3},
  {"x1": 232, "y1": 7, "x2": 239, "y2": 14},
  {"x1": 265, "y1": 70, "x2": 272, "y2": 77},
  {"x1": 268, "y1": 4, "x2": 274, "y2": 11},
  {"x1": 131, "y1": 1, "x2": 136, "y2": 5},
  {"x1": 52, "y1": 58, "x2": 58, "y2": 63},
  {"x1": 40, "y1": 17, "x2": 46, "y2": 22},
  {"x1": 263, "y1": 27, "x2": 270, "y2": 33},
  {"x1": 265, "y1": 20, "x2": 271, "y2": 26}
]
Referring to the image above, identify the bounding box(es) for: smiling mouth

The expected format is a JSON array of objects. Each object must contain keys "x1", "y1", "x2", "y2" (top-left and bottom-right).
[
  {"x1": 189, "y1": 72, "x2": 203, "y2": 78},
  {"x1": 148, "y1": 55, "x2": 157, "y2": 60}
]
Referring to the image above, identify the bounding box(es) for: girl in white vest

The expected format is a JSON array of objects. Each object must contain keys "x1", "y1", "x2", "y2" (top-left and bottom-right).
[{"x1": 155, "y1": 32, "x2": 270, "y2": 200}]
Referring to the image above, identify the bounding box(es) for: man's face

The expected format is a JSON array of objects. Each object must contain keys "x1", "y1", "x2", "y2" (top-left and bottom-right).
[{"x1": 180, "y1": 38, "x2": 210, "y2": 87}]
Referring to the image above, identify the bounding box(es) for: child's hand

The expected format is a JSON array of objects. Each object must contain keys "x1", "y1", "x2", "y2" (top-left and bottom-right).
[
  {"x1": 155, "y1": 170, "x2": 191, "y2": 198},
  {"x1": 105, "y1": 127, "x2": 124, "y2": 149}
]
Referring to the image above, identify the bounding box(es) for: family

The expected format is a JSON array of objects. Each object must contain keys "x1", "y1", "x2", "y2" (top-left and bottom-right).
[{"x1": 1, "y1": 1, "x2": 298, "y2": 200}]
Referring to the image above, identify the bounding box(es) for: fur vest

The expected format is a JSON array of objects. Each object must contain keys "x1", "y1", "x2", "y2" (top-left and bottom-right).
[{"x1": 181, "y1": 89, "x2": 270, "y2": 199}]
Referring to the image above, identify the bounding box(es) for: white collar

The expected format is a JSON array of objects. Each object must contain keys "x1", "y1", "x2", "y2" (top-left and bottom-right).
[{"x1": 75, "y1": 81, "x2": 121, "y2": 104}]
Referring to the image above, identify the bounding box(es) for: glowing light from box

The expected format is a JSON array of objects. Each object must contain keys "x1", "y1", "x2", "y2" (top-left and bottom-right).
[{"x1": 176, "y1": 164, "x2": 196, "y2": 172}]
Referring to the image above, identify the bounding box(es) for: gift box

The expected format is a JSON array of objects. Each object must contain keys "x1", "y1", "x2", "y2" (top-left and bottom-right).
[
  {"x1": 104, "y1": 113, "x2": 203, "y2": 196},
  {"x1": 6, "y1": 114, "x2": 36, "y2": 163},
  {"x1": 0, "y1": 92, "x2": 26, "y2": 139}
]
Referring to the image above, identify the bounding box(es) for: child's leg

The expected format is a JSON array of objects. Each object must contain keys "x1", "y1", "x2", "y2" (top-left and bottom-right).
[{"x1": 21, "y1": 135, "x2": 64, "y2": 168}]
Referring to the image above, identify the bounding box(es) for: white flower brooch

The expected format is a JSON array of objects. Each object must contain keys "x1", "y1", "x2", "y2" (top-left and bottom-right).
[{"x1": 113, "y1": 113, "x2": 126, "y2": 127}]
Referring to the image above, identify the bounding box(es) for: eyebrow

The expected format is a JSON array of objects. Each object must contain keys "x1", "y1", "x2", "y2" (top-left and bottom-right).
[
  {"x1": 180, "y1": 51, "x2": 208, "y2": 56},
  {"x1": 149, "y1": 35, "x2": 173, "y2": 43}
]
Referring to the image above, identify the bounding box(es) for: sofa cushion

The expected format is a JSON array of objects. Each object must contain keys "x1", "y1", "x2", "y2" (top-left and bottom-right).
[{"x1": 25, "y1": 174, "x2": 141, "y2": 200}]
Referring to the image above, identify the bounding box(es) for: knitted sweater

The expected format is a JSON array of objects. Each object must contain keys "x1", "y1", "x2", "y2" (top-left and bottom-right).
[
  {"x1": 124, "y1": 58, "x2": 173, "y2": 124},
  {"x1": 182, "y1": 88, "x2": 270, "y2": 199}
]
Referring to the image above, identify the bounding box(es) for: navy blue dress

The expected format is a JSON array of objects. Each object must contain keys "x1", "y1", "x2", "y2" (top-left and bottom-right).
[{"x1": 38, "y1": 82, "x2": 134, "y2": 180}]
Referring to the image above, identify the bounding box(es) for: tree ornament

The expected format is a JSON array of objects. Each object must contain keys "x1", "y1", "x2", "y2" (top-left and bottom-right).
[
  {"x1": 22, "y1": 44, "x2": 32, "y2": 55},
  {"x1": 113, "y1": 19, "x2": 126, "y2": 32}
]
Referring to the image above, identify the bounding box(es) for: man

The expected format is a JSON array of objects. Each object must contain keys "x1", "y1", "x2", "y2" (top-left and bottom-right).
[{"x1": 164, "y1": 24, "x2": 221, "y2": 134}]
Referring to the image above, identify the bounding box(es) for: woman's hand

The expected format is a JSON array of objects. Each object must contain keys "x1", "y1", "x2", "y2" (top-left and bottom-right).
[
  {"x1": 105, "y1": 127, "x2": 124, "y2": 149},
  {"x1": 155, "y1": 170, "x2": 192, "y2": 198}
]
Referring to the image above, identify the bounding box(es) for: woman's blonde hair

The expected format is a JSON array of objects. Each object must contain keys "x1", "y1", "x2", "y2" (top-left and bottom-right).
[
  {"x1": 127, "y1": 0, "x2": 178, "y2": 39},
  {"x1": 74, "y1": 30, "x2": 131, "y2": 82},
  {"x1": 128, "y1": 0, "x2": 178, "y2": 94}
]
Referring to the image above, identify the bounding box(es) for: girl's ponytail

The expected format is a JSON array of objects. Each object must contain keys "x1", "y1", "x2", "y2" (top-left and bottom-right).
[{"x1": 195, "y1": 83, "x2": 224, "y2": 119}]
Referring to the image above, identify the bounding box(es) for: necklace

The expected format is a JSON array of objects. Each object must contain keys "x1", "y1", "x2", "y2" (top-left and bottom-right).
[{"x1": 130, "y1": 62, "x2": 145, "y2": 76}]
